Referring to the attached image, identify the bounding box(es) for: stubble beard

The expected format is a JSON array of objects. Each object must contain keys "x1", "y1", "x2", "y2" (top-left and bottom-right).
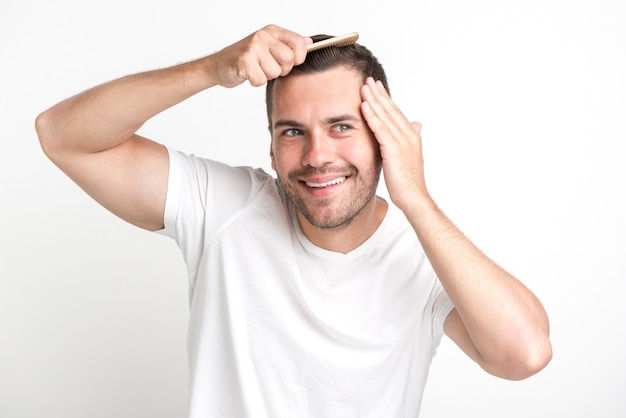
[{"x1": 277, "y1": 163, "x2": 382, "y2": 231}]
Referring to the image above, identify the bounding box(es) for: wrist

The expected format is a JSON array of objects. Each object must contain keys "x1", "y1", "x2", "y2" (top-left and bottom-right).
[
  {"x1": 182, "y1": 56, "x2": 221, "y2": 91},
  {"x1": 398, "y1": 190, "x2": 440, "y2": 228}
]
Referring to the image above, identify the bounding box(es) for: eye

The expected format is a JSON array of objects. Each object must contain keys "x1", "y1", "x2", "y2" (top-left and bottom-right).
[
  {"x1": 283, "y1": 128, "x2": 304, "y2": 137},
  {"x1": 332, "y1": 124, "x2": 351, "y2": 134}
]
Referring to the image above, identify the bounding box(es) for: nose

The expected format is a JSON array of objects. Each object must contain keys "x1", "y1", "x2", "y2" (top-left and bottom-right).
[{"x1": 301, "y1": 131, "x2": 336, "y2": 168}]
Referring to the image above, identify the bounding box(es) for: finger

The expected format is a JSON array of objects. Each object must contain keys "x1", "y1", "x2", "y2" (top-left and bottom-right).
[
  {"x1": 362, "y1": 78, "x2": 415, "y2": 142},
  {"x1": 236, "y1": 26, "x2": 295, "y2": 83},
  {"x1": 244, "y1": 65, "x2": 269, "y2": 87},
  {"x1": 366, "y1": 78, "x2": 409, "y2": 131},
  {"x1": 277, "y1": 33, "x2": 311, "y2": 66},
  {"x1": 264, "y1": 25, "x2": 310, "y2": 67},
  {"x1": 241, "y1": 45, "x2": 294, "y2": 85},
  {"x1": 361, "y1": 100, "x2": 385, "y2": 142},
  {"x1": 360, "y1": 82, "x2": 403, "y2": 143},
  {"x1": 366, "y1": 78, "x2": 408, "y2": 127},
  {"x1": 267, "y1": 41, "x2": 298, "y2": 77},
  {"x1": 411, "y1": 121, "x2": 422, "y2": 135},
  {"x1": 233, "y1": 51, "x2": 269, "y2": 87},
  {"x1": 361, "y1": 79, "x2": 400, "y2": 135},
  {"x1": 255, "y1": 26, "x2": 310, "y2": 80}
]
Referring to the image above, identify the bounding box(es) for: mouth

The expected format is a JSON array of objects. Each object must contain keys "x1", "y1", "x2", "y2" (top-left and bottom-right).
[{"x1": 303, "y1": 176, "x2": 347, "y2": 188}]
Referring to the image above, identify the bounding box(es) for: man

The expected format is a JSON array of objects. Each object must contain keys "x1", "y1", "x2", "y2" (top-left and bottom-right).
[{"x1": 36, "y1": 24, "x2": 551, "y2": 417}]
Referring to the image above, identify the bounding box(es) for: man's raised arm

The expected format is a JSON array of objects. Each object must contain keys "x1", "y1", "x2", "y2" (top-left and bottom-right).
[
  {"x1": 35, "y1": 25, "x2": 310, "y2": 231},
  {"x1": 360, "y1": 77, "x2": 552, "y2": 380}
]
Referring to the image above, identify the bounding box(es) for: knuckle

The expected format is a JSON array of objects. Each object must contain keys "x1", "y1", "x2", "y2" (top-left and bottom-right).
[
  {"x1": 267, "y1": 67, "x2": 283, "y2": 80},
  {"x1": 251, "y1": 28, "x2": 272, "y2": 45}
]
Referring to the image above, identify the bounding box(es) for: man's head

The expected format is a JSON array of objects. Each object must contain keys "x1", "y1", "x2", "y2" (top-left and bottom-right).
[
  {"x1": 265, "y1": 35, "x2": 389, "y2": 125},
  {"x1": 267, "y1": 36, "x2": 389, "y2": 236}
]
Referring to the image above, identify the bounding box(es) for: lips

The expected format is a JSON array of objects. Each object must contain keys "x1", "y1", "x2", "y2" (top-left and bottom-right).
[{"x1": 304, "y1": 176, "x2": 347, "y2": 188}]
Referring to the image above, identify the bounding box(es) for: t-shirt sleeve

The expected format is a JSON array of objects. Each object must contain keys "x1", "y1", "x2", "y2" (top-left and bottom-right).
[
  {"x1": 156, "y1": 147, "x2": 273, "y2": 284},
  {"x1": 156, "y1": 148, "x2": 208, "y2": 281},
  {"x1": 430, "y1": 280, "x2": 455, "y2": 355}
]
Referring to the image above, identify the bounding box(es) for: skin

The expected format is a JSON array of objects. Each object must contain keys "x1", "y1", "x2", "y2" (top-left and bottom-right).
[
  {"x1": 35, "y1": 24, "x2": 552, "y2": 382},
  {"x1": 269, "y1": 67, "x2": 387, "y2": 253},
  {"x1": 360, "y1": 77, "x2": 552, "y2": 379}
]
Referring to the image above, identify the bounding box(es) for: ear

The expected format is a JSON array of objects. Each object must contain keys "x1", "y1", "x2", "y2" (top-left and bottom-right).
[{"x1": 268, "y1": 126, "x2": 276, "y2": 171}]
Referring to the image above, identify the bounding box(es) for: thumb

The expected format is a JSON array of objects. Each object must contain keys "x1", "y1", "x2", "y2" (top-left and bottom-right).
[{"x1": 411, "y1": 121, "x2": 423, "y2": 134}]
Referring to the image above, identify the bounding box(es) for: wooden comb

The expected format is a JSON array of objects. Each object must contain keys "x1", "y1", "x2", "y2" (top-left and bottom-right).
[{"x1": 306, "y1": 32, "x2": 359, "y2": 52}]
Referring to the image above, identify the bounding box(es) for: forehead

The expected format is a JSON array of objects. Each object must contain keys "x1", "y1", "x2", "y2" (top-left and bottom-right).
[{"x1": 271, "y1": 67, "x2": 364, "y2": 120}]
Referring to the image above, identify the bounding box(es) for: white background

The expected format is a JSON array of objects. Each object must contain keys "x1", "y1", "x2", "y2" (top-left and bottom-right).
[{"x1": 1, "y1": 0, "x2": 625, "y2": 417}]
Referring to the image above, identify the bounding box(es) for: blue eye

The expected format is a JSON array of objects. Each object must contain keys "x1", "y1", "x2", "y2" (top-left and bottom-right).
[
  {"x1": 333, "y1": 124, "x2": 351, "y2": 133},
  {"x1": 284, "y1": 128, "x2": 304, "y2": 137}
]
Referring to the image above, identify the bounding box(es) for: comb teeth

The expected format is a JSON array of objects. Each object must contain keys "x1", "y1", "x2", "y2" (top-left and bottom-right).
[{"x1": 306, "y1": 32, "x2": 359, "y2": 52}]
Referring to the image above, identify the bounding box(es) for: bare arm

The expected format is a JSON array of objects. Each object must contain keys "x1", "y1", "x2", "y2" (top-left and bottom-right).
[
  {"x1": 35, "y1": 25, "x2": 310, "y2": 230},
  {"x1": 360, "y1": 77, "x2": 552, "y2": 380}
]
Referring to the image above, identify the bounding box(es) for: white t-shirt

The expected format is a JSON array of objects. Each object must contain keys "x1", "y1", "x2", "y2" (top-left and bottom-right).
[{"x1": 160, "y1": 148, "x2": 455, "y2": 418}]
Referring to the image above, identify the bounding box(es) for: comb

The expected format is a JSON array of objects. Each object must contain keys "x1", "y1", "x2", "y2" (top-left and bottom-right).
[{"x1": 306, "y1": 32, "x2": 359, "y2": 52}]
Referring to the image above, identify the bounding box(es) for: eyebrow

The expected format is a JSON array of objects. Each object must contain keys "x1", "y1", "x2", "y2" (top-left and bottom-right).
[
  {"x1": 273, "y1": 119, "x2": 304, "y2": 130},
  {"x1": 273, "y1": 114, "x2": 361, "y2": 130}
]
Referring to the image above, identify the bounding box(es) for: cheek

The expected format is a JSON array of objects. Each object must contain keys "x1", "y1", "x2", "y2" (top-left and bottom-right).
[
  {"x1": 269, "y1": 136, "x2": 293, "y2": 173},
  {"x1": 366, "y1": 131, "x2": 382, "y2": 158},
  {"x1": 270, "y1": 142, "x2": 295, "y2": 174},
  {"x1": 270, "y1": 144, "x2": 276, "y2": 171},
  {"x1": 345, "y1": 138, "x2": 380, "y2": 166}
]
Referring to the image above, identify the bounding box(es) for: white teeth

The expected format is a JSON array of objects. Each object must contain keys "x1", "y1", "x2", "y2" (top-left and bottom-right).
[{"x1": 305, "y1": 176, "x2": 347, "y2": 188}]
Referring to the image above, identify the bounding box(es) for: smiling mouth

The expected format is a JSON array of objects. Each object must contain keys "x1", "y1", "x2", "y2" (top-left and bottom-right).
[{"x1": 304, "y1": 176, "x2": 347, "y2": 188}]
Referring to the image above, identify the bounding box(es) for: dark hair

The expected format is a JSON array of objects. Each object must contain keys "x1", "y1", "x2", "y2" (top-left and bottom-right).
[{"x1": 265, "y1": 34, "x2": 389, "y2": 124}]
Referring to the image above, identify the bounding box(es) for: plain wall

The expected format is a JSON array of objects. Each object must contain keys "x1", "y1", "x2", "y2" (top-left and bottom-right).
[{"x1": 1, "y1": 0, "x2": 625, "y2": 417}]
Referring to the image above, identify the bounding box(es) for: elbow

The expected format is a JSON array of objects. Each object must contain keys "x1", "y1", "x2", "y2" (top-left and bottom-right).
[
  {"x1": 526, "y1": 337, "x2": 553, "y2": 377},
  {"x1": 35, "y1": 110, "x2": 53, "y2": 156},
  {"x1": 496, "y1": 336, "x2": 553, "y2": 381},
  {"x1": 35, "y1": 109, "x2": 62, "y2": 160},
  {"x1": 514, "y1": 344, "x2": 552, "y2": 381}
]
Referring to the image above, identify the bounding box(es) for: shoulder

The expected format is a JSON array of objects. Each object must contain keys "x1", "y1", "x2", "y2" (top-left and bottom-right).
[{"x1": 167, "y1": 148, "x2": 275, "y2": 191}]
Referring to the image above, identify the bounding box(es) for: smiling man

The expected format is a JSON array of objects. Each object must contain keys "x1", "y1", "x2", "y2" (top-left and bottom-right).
[
  {"x1": 36, "y1": 24, "x2": 552, "y2": 417},
  {"x1": 270, "y1": 65, "x2": 386, "y2": 251}
]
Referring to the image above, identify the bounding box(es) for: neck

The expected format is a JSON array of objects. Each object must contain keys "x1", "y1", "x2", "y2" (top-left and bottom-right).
[{"x1": 297, "y1": 196, "x2": 388, "y2": 254}]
